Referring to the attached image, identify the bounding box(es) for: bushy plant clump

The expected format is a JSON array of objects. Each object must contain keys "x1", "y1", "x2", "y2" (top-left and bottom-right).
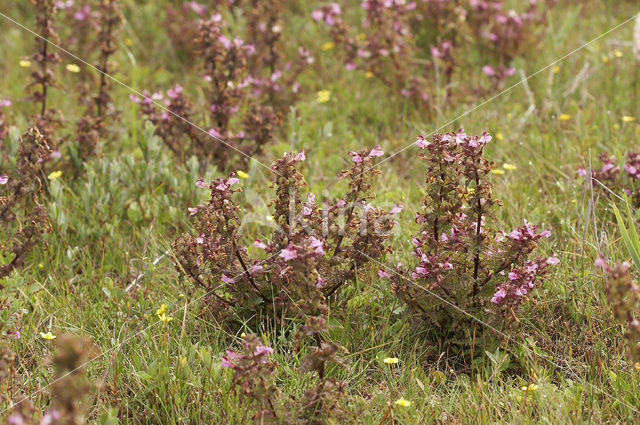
[
  {"x1": 578, "y1": 151, "x2": 640, "y2": 206},
  {"x1": 139, "y1": 1, "x2": 314, "y2": 166},
  {"x1": 312, "y1": 0, "x2": 553, "y2": 104},
  {"x1": 383, "y1": 131, "x2": 558, "y2": 340},
  {"x1": 0, "y1": 128, "x2": 52, "y2": 278},
  {"x1": 220, "y1": 334, "x2": 350, "y2": 424},
  {"x1": 173, "y1": 146, "x2": 400, "y2": 328},
  {"x1": 597, "y1": 257, "x2": 640, "y2": 367},
  {"x1": 3, "y1": 334, "x2": 99, "y2": 425}
]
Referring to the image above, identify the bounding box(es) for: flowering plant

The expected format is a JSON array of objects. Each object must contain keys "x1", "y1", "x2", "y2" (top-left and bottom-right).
[
  {"x1": 220, "y1": 333, "x2": 350, "y2": 423},
  {"x1": 312, "y1": 0, "x2": 553, "y2": 105},
  {"x1": 150, "y1": 3, "x2": 313, "y2": 166},
  {"x1": 578, "y1": 151, "x2": 640, "y2": 206},
  {"x1": 28, "y1": 0, "x2": 63, "y2": 145},
  {"x1": 0, "y1": 128, "x2": 52, "y2": 278},
  {"x1": 597, "y1": 258, "x2": 640, "y2": 365},
  {"x1": 386, "y1": 131, "x2": 558, "y2": 337},
  {"x1": 173, "y1": 147, "x2": 399, "y2": 330}
]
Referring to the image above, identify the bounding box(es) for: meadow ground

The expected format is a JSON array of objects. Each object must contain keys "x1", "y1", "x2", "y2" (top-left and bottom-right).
[{"x1": 2, "y1": 0, "x2": 640, "y2": 424}]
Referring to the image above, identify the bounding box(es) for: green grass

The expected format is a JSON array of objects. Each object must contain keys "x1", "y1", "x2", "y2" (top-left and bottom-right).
[{"x1": 2, "y1": 0, "x2": 640, "y2": 423}]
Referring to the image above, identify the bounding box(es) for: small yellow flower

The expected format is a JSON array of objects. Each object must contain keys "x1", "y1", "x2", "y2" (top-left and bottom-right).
[
  {"x1": 506, "y1": 113, "x2": 512, "y2": 119},
  {"x1": 241, "y1": 332, "x2": 247, "y2": 338},
  {"x1": 394, "y1": 398, "x2": 411, "y2": 407},
  {"x1": 613, "y1": 49, "x2": 623, "y2": 58},
  {"x1": 266, "y1": 215, "x2": 274, "y2": 222},
  {"x1": 496, "y1": 132, "x2": 504, "y2": 141},
  {"x1": 158, "y1": 313, "x2": 173, "y2": 323},
  {"x1": 66, "y1": 64, "x2": 81, "y2": 73},
  {"x1": 156, "y1": 303, "x2": 167, "y2": 316},
  {"x1": 622, "y1": 116, "x2": 635, "y2": 122},
  {"x1": 48, "y1": 170, "x2": 62, "y2": 181},
  {"x1": 40, "y1": 332, "x2": 56, "y2": 340},
  {"x1": 38, "y1": 263, "x2": 44, "y2": 269},
  {"x1": 237, "y1": 170, "x2": 249, "y2": 179},
  {"x1": 490, "y1": 169, "x2": 505, "y2": 175},
  {"x1": 321, "y1": 41, "x2": 335, "y2": 51},
  {"x1": 358, "y1": 33, "x2": 366, "y2": 40},
  {"x1": 179, "y1": 293, "x2": 185, "y2": 298},
  {"x1": 552, "y1": 65, "x2": 560, "y2": 73},
  {"x1": 503, "y1": 163, "x2": 516, "y2": 171},
  {"x1": 601, "y1": 55, "x2": 610, "y2": 63},
  {"x1": 364, "y1": 71, "x2": 374, "y2": 79},
  {"x1": 635, "y1": 362, "x2": 640, "y2": 371},
  {"x1": 316, "y1": 90, "x2": 331, "y2": 103},
  {"x1": 559, "y1": 114, "x2": 571, "y2": 121},
  {"x1": 383, "y1": 357, "x2": 399, "y2": 364},
  {"x1": 521, "y1": 384, "x2": 539, "y2": 391},
  {"x1": 19, "y1": 60, "x2": 31, "y2": 68}
]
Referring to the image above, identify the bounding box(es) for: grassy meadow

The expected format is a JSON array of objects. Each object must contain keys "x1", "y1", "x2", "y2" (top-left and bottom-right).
[{"x1": 2, "y1": 0, "x2": 640, "y2": 423}]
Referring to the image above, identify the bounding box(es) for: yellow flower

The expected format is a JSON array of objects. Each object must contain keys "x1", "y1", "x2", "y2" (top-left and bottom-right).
[
  {"x1": 622, "y1": 116, "x2": 635, "y2": 122},
  {"x1": 266, "y1": 215, "x2": 274, "y2": 222},
  {"x1": 394, "y1": 398, "x2": 411, "y2": 407},
  {"x1": 358, "y1": 33, "x2": 366, "y2": 40},
  {"x1": 559, "y1": 114, "x2": 571, "y2": 121},
  {"x1": 38, "y1": 263, "x2": 44, "y2": 269},
  {"x1": 66, "y1": 64, "x2": 81, "y2": 73},
  {"x1": 241, "y1": 332, "x2": 247, "y2": 338},
  {"x1": 490, "y1": 169, "x2": 505, "y2": 175},
  {"x1": 48, "y1": 170, "x2": 62, "y2": 181},
  {"x1": 383, "y1": 357, "x2": 399, "y2": 364},
  {"x1": 156, "y1": 303, "x2": 167, "y2": 316},
  {"x1": 506, "y1": 113, "x2": 512, "y2": 119},
  {"x1": 496, "y1": 132, "x2": 504, "y2": 141},
  {"x1": 601, "y1": 55, "x2": 610, "y2": 63},
  {"x1": 364, "y1": 71, "x2": 374, "y2": 79},
  {"x1": 552, "y1": 65, "x2": 560, "y2": 74},
  {"x1": 635, "y1": 362, "x2": 640, "y2": 371},
  {"x1": 613, "y1": 49, "x2": 623, "y2": 58},
  {"x1": 316, "y1": 90, "x2": 331, "y2": 103},
  {"x1": 237, "y1": 170, "x2": 249, "y2": 179},
  {"x1": 40, "y1": 332, "x2": 56, "y2": 340},
  {"x1": 19, "y1": 60, "x2": 31, "y2": 68},
  {"x1": 521, "y1": 384, "x2": 539, "y2": 391},
  {"x1": 158, "y1": 313, "x2": 173, "y2": 323},
  {"x1": 322, "y1": 41, "x2": 335, "y2": 51},
  {"x1": 503, "y1": 163, "x2": 516, "y2": 171}
]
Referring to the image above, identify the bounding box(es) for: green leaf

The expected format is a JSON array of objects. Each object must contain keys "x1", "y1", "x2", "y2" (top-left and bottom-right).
[{"x1": 612, "y1": 200, "x2": 640, "y2": 270}]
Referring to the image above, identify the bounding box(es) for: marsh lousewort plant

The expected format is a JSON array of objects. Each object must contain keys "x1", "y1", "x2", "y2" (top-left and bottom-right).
[
  {"x1": 221, "y1": 333, "x2": 350, "y2": 423},
  {"x1": 386, "y1": 131, "x2": 558, "y2": 339},
  {"x1": 173, "y1": 147, "x2": 399, "y2": 329},
  {"x1": 0, "y1": 128, "x2": 52, "y2": 278},
  {"x1": 312, "y1": 0, "x2": 553, "y2": 105},
  {"x1": 578, "y1": 151, "x2": 640, "y2": 206},
  {"x1": 597, "y1": 257, "x2": 640, "y2": 367},
  {"x1": 28, "y1": 0, "x2": 63, "y2": 145}
]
